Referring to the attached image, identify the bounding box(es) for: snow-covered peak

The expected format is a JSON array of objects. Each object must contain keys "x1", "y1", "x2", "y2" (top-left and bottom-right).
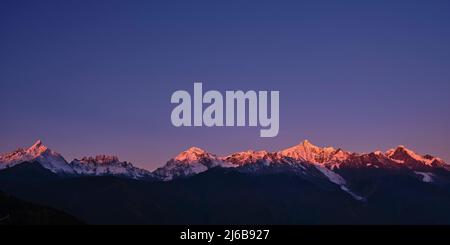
[
  {"x1": 283, "y1": 140, "x2": 337, "y2": 154},
  {"x1": 386, "y1": 145, "x2": 442, "y2": 166},
  {"x1": 174, "y1": 147, "x2": 216, "y2": 162},
  {"x1": 279, "y1": 140, "x2": 347, "y2": 164},
  {"x1": 0, "y1": 140, "x2": 73, "y2": 174},
  {"x1": 27, "y1": 140, "x2": 47, "y2": 154},
  {"x1": 153, "y1": 147, "x2": 234, "y2": 181},
  {"x1": 386, "y1": 145, "x2": 417, "y2": 160},
  {"x1": 186, "y1": 146, "x2": 205, "y2": 153},
  {"x1": 302, "y1": 139, "x2": 322, "y2": 148},
  {"x1": 0, "y1": 140, "x2": 49, "y2": 164}
]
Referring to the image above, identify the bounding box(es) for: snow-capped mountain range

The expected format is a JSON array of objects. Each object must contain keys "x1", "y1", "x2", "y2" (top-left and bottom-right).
[
  {"x1": 0, "y1": 140, "x2": 74, "y2": 174},
  {"x1": 152, "y1": 147, "x2": 235, "y2": 181},
  {"x1": 0, "y1": 140, "x2": 151, "y2": 179},
  {"x1": 155, "y1": 139, "x2": 447, "y2": 178},
  {"x1": 70, "y1": 155, "x2": 153, "y2": 179},
  {"x1": 0, "y1": 139, "x2": 448, "y2": 199},
  {"x1": 151, "y1": 140, "x2": 448, "y2": 200}
]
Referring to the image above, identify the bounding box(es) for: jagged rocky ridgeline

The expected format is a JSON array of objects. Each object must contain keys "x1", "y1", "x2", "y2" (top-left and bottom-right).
[
  {"x1": 0, "y1": 140, "x2": 152, "y2": 179},
  {"x1": 0, "y1": 140, "x2": 447, "y2": 178},
  {"x1": 0, "y1": 139, "x2": 448, "y2": 199},
  {"x1": 153, "y1": 140, "x2": 447, "y2": 180}
]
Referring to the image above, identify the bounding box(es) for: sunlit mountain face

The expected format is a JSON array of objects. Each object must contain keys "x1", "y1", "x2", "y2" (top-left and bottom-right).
[
  {"x1": 1, "y1": 139, "x2": 450, "y2": 224},
  {"x1": 1, "y1": 139, "x2": 447, "y2": 183}
]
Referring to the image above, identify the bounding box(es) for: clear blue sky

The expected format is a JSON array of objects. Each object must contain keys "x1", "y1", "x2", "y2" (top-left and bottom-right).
[{"x1": 1, "y1": 0, "x2": 450, "y2": 170}]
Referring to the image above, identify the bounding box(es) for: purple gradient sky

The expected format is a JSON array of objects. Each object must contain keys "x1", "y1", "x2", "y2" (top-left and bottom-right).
[{"x1": 1, "y1": 0, "x2": 450, "y2": 170}]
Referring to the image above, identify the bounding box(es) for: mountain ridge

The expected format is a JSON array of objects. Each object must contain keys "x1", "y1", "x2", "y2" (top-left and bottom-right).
[
  {"x1": 2, "y1": 140, "x2": 450, "y2": 224},
  {"x1": 1, "y1": 139, "x2": 448, "y2": 186},
  {"x1": 0, "y1": 140, "x2": 153, "y2": 179},
  {"x1": 155, "y1": 140, "x2": 448, "y2": 180}
]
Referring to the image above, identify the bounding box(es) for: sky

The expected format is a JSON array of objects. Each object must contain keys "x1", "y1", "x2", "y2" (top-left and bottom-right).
[{"x1": 1, "y1": 0, "x2": 450, "y2": 170}]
